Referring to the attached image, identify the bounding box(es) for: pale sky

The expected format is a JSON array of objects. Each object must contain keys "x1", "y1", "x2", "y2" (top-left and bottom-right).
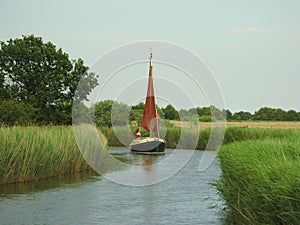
[{"x1": 1, "y1": 0, "x2": 300, "y2": 112}]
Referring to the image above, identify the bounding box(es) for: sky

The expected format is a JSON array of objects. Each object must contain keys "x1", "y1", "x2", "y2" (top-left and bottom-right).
[{"x1": 1, "y1": 0, "x2": 300, "y2": 112}]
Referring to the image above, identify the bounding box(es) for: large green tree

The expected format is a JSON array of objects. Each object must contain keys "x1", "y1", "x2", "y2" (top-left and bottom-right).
[{"x1": 0, "y1": 35, "x2": 98, "y2": 124}]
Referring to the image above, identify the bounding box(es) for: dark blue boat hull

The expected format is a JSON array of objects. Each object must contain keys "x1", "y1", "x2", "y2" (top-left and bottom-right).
[{"x1": 131, "y1": 140, "x2": 165, "y2": 153}]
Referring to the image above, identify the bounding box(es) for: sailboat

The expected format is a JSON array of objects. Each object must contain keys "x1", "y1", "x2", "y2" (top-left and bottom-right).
[{"x1": 130, "y1": 49, "x2": 165, "y2": 153}]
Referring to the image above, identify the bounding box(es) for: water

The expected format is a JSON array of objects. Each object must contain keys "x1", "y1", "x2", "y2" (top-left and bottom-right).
[{"x1": 0, "y1": 148, "x2": 225, "y2": 225}]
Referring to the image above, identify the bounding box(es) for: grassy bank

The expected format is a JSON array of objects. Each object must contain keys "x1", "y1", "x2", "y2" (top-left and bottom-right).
[
  {"x1": 0, "y1": 126, "x2": 91, "y2": 184},
  {"x1": 101, "y1": 126, "x2": 298, "y2": 150},
  {"x1": 217, "y1": 130, "x2": 300, "y2": 224},
  {"x1": 2, "y1": 124, "x2": 299, "y2": 190}
]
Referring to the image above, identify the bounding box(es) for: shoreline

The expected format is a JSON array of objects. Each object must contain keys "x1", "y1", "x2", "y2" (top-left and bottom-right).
[{"x1": 1, "y1": 125, "x2": 300, "y2": 186}]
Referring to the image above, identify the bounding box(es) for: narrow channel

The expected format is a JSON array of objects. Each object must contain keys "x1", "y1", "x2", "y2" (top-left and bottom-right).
[{"x1": 0, "y1": 148, "x2": 225, "y2": 224}]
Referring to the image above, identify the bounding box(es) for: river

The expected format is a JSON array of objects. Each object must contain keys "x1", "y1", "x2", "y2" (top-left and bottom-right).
[{"x1": 0, "y1": 148, "x2": 225, "y2": 224}]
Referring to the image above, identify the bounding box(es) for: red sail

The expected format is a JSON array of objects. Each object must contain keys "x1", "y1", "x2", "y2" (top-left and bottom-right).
[{"x1": 141, "y1": 52, "x2": 160, "y2": 136}]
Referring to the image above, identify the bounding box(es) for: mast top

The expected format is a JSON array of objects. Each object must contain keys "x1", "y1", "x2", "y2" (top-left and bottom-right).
[
  {"x1": 149, "y1": 48, "x2": 153, "y2": 76},
  {"x1": 150, "y1": 47, "x2": 152, "y2": 66}
]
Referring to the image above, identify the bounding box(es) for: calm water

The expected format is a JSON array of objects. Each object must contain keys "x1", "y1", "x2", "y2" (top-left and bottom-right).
[{"x1": 0, "y1": 148, "x2": 225, "y2": 225}]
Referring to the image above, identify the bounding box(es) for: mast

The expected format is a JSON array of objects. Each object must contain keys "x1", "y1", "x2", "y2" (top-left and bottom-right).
[{"x1": 141, "y1": 48, "x2": 160, "y2": 137}]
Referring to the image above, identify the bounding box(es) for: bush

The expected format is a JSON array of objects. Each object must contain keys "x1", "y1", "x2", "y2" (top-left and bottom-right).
[{"x1": 0, "y1": 99, "x2": 36, "y2": 125}]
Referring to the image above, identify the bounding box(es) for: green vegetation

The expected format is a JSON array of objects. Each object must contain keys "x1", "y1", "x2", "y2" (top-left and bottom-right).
[
  {"x1": 0, "y1": 35, "x2": 98, "y2": 125},
  {"x1": 94, "y1": 100, "x2": 131, "y2": 127},
  {"x1": 1, "y1": 35, "x2": 300, "y2": 222},
  {"x1": 100, "y1": 126, "x2": 299, "y2": 149},
  {"x1": 100, "y1": 126, "x2": 183, "y2": 148},
  {"x1": 92, "y1": 100, "x2": 300, "y2": 130},
  {"x1": 0, "y1": 126, "x2": 90, "y2": 184},
  {"x1": 162, "y1": 104, "x2": 179, "y2": 120},
  {"x1": 217, "y1": 129, "x2": 300, "y2": 224},
  {"x1": 0, "y1": 99, "x2": 36, "y2": 125},
  {"x1": 100, "y1": 126, "x2": 133, "y2": 146},
  {"x1": 0, "y1": 125, "x2": 134, "y2": 185}
]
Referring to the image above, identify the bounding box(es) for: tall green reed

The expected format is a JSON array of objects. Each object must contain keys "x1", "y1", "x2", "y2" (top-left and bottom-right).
[
  {"x1": 0, "y1": 126, "x2": 90, "y2": 184},
  {"x1": 217, "y1": 131, "x2": 300, "y2": 224}
]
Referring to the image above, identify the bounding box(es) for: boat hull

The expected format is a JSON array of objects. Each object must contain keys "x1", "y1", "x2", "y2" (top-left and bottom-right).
[{"x1": 130, "y1": 137, "x2": 165, "y2": 153}]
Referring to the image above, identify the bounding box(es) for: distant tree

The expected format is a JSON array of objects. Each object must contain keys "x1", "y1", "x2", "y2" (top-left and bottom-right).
[
  {"x1": 210, "y1": 105, "x2": 225, "y2": 121},
  {"x1": 129, "y1": 102, "x2": 144, "y2": 124},
  {"x1": 0, "y1": 35, "x2": 98, "y2": 125},
  {"x1": 197, "y1": 106, "x2": 211, "y2": 121},
  {"x1": 232, "y1": 111, "x2": 252, "y2": 121},
  {"x1": 94, "y1": 100, "x2": 131, "y2": 127},
  {"x1": 196, "y1": 107, "x2": 211, "y2": 117},
  {"x1": 156, "y1": 106, "x2": 165, "y2": 119},
  {"x1": 129, "y1": 108, "x2": 143, "y2": 123},
  {"x1": 253, "y1": 107, "x2": 272, "y2": 120},
  {"x1": 285, "y1": 110, "x2": 300, "y2": 121},
  {"x1": 94, "y1": 100, "x2": 114, "y2": 127},
  {"x1": 131, "y1": 102, "x2": 145, "y2": 110},
  {"x1": 253, "y1": 107, "x2": 287, "y2": 121},
  {"x1": 198, "y1": 115, "x2": 211, "y2": 122},
  {"x1": 162, "y1": 104, "x2": 179, "y2": 120},
  {"x1": 129, "y1": 102, "x2": 164, "y2": 125},
  {"x1": 72, "y1": 102, "x2": 92, "y2": 124},
  {"x1": 196, "y1": 106, "x2": 229, "y2": 121},
  {"x1": 274, "y1": 108, "x2": 286, "y2": 121},
  {"x1": 223, "y1": 109, "x2": 233, "y2": 120},
  {"x1": 111, "y1": 102, "x2": 131, "y2": 126}
]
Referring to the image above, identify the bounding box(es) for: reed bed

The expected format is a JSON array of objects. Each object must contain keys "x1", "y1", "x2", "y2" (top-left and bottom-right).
[
  {"x1": 0, "y1": 126, "x2": 90, "y2": 184},
  {"x1": 217, "y1": 130, "x2": 300, "y2": 224},
  {"x1": 101, "y1": 126, "x2": 298, "y2": 150},
  {"x1": 172, "y1": 121, "x2": 300, "y2": 129}
]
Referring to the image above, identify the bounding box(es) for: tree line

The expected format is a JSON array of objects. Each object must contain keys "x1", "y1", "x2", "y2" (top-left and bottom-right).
[
  {"x1": 92, "y1": 100, "x2": 300, "y2": 128},
  {"x1": 1, "y1": 35, "x2": 299, "y2": 126}
]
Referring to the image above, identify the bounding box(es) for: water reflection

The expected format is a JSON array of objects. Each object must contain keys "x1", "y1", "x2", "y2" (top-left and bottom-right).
[
  {"x1": 0, "y1": 170, "x2": 99, "y2": 196},
  {"x1": 132, "y1": 154, "x2": 159, "y2": 224},
  {"x1": 133, "y1": 154, "x2": 158, "y2": 172}
]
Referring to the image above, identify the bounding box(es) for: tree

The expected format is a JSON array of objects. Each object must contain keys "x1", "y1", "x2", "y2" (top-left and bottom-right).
[
  {"x1": 253, "y1": 107, "x2": 272, "y2": 120},
  {"x1": 0, "y1": 35, "x2": 98, "y2": 125},
  {"x1": 197, "y1": 106, "x2": 211, "y2": 121},
  {"x1": 162, "y1": 104, "x2": 179, "y2": 120},
  {"x1": 111, "y1": 101, "x2": 131, "y2": 126},
  {"x1": 130, "y1": 102, "x2": 144, "y2": 123},
  {"x1": 156, "y1": 106, "x2": 165, "y2": 120},
  {"x1": 196, "y1": 107, "x2": 211, "y2": 117},
  {"x1": 210, "y1": 105, "x2": 225, "y2": 121},
  {"x1": 285, "y1": 110, "x2": 300, "y2": 121},
  {"x1": 196, "y1": 106, "x2": 225, "y2": 121},
  {"x1": 223, "y1": 109, "x2": 233, "y2": 120},
  {"x1": 94, "y1": 100, "x2": 114, "y2": 127},
  {"x1": 94, "y1": 100, "x2": 132, "y2": 127},
  {"x1": 253, "y1": 107, "x2": 286, "y2": 121},
  {"x1": 72, "y1": 102, "x2": 93, "y2": 124},
  {"x1": 232, "y1": 111, "x2": 252, "y2": 121},
  {"x1": 0, "y1": 99, "x2": 35, "y2": 125},
  {"x1": 131, "y1": 102, "x2": 145, "y2": 110}
]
